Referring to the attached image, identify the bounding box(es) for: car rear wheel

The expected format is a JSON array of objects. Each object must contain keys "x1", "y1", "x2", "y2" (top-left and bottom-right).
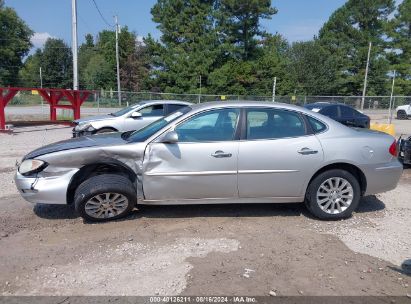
[
  {"x1": 305, "y1": 169, "x2": 361, "y2": 220},
  {"x1": 397, "y1": 110, "x2": 408, "y2": 120},
  {"x1": 74, "y1": 174, "x2": 136, "y2": 222}
]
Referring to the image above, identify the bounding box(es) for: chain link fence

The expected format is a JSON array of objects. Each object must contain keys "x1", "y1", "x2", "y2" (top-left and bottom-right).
[
  {"x1": 6, "y1": 89, "x2": 411, "y2": 120},
  {"x1": 90, "y1": 91, "x2": 411, "y2": 110}
]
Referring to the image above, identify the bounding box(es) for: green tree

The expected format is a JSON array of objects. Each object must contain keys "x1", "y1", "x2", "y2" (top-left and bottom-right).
[
  {"x1": 208, "y1": 34, "x2": 291, "y2": 96},
  {"x1": 18, "y1": 49, "x2": 42, "y2": 87},
  {"x1": 83, "y1": 54, "x2": 114, "y2": 89},
  {"x1": 92, "y1": 27, "x2": 144, "y2": 91},
  {"x1": 288, "y1": 41, "x2": 338, "y2": 95},
  {"x1": 216, "y1": 0, "x2": 277, "y2": 60},
  {"x1": 41, "y1": 38, "x2": 72, "y2": 88},
  {"x1": 148, "y1": 0, "x2": 220, "y2": 93},
  {"x1": 0, "y1": 1, "x2": 33, "y2": 86},
  {"x1": 318, "y1": 0, "x2": 395, "y2": 95},
  {"x1": 388, "y1": 0, "x2": 411, "y2": 95},
  {"x1": 78, "y1": 34, "x2": 96, "y2": 88},
  {"x1": 120, "y1": 40, "x2": 150, "y2": 92}
]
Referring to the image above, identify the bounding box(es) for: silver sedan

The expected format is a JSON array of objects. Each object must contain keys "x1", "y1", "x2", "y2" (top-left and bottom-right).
[
  {"x1": 72, "y1": 100, "x2": 192, "y2": 137},
  {"x1": 15, "y1": 101, "x2": 402, "y2": 222}
]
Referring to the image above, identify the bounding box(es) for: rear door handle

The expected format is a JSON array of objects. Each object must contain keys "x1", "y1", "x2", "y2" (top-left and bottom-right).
[
  {"x1": 298, "y1": 148, "x2": 318, "y2": 155},
  {"x1": 211, "y1": 150, "x2": 232, "y2": 158}
]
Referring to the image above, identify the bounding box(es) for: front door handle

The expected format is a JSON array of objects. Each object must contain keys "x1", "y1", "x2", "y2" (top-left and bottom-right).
[
  {"x1": 211, "y1": 150, "x2": 232, "y2": 158},
  {"x1": 298, "y1": 147, "x2": 318, "y2": 155}
]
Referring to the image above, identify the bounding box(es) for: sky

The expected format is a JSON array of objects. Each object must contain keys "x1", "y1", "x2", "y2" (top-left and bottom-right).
[{"x1": 5, "y1": 0, "x2": 347, "y2": 50}]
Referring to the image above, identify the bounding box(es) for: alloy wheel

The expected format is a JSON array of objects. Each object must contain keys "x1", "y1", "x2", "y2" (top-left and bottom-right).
[
  {"x1": 316, "y1": 177, "x2": 354, "y2": 214},
  {"x1": 84, "y1": 193, "x2": 129, "y2": 219}
]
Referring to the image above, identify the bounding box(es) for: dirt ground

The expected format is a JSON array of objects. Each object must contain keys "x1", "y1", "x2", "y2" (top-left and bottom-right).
[{"x1": 0, "y1": 124, "x2": 410, "y2": 297}]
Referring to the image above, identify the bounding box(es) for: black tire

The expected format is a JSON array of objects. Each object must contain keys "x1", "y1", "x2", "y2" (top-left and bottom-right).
[
  {"x1": 305, "y1": 169, "x2": 361, "y2": 220},
  {"x1": 74, "y1": 174, "x2": 136, "y2": 222},
  {"x1": 96, "y1": 128, "x2": 116, "y2": 134},
  {"x1": 397, "y1": 110, "x2": 407, "y2": 120}
]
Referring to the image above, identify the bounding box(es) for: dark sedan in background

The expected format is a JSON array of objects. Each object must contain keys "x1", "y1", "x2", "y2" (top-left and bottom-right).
[{"x1": 305, "y1": 102, "x2": 370, "y2": 129}]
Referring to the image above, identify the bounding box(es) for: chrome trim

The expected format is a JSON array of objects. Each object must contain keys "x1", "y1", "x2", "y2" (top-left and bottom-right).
[
  {"x1": 141, "y1": 196, "x2": 305, "y2": 205},
  {"x1": 238, "y1": 169, "x2": 299, "y2": 174},
  {"x1": 144, "y1": 170, "x2": 237, "y2": 176}
]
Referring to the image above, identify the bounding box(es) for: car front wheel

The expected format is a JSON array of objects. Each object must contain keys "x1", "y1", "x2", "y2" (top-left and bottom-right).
[
  {"x1": 74, "y1": 174, "x2": 136, "y2": 222},
  {"x1": 305, "y1": 169, "x2": 361, "y2": 220}
]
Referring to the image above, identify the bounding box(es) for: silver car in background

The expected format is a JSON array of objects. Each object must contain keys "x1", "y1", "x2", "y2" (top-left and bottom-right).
[
  {"x1": 72, "y1": 100, "x2": 192, "y2": 137},
  {"x1": 15, "y1": 101, "x2": 402, "y2": 222}
]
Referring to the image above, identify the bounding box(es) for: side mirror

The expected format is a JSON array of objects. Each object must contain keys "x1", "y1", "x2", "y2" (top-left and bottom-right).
[
  {"x1": 131, "y1": 112, "x2": 142, "y2": 119},
  {"x1": 160, "y1": 131, "x2": 179, "y2": 144}
]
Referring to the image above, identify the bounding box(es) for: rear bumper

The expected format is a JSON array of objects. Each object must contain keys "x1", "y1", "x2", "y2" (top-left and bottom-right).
[
  {"x1": 363, "y1": 160, "x2": 403, "y2": 195},
  {"x1": 14, "y1": 169, "x2": 79, "y2": 205}
]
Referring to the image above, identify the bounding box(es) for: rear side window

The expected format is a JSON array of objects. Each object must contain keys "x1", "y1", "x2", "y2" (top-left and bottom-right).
[
  {"x1": 307, "y1": 116, "x2": 327, "y2": 133},
  {"x1": 246, "y1": 108, "x2": 306, "y2": 140},
  {"x1": 139, "y1": 104, "x2": 164, "y2": 117},
  {"x1": 339, "y1": 105, "x2": 357, "y2": 117},
  {"x1": 320, "y1": 106, "x2": 338, "y2": 117},
  {"x1": 166, "y1": 104, "x2": 188, "y2": 115}
]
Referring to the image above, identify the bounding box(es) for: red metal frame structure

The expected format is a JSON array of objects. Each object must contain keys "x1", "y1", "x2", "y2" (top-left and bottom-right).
[{"x1": 0, "y1": 87, "x2": 92, "y2": 130}]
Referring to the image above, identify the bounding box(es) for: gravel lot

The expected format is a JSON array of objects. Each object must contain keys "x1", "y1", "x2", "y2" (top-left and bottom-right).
[{"x1": 0, "y1": 122, "x2": 410, "y2": 296}]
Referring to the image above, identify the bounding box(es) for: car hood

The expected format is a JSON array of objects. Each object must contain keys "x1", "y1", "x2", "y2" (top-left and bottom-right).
[
  {"x1": 23, "y1": 132, "x2": 128, "y2": 160},
  {"x1": 73, "y1": 114, "x2": 116, "y2": 124}
]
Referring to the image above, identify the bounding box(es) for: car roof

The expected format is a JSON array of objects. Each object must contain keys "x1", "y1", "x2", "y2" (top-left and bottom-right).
[
  {"x1": 188, "y1": 100, "x2": 316, "y2": 115},
  {"x1": 136, "y1": 100, "x2": 192, "y2": 106},
  {"x1": 305, "y1": 102, "x2": 353, "y2": 109}
]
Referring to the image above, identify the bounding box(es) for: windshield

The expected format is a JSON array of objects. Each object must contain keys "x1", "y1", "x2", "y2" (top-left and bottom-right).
[
  {"x1": 126, "y1": 106, "x2": 192, "y2": 142},
  {"x1": 110, "y1": 102, "x2": 144, "y2": 117}
]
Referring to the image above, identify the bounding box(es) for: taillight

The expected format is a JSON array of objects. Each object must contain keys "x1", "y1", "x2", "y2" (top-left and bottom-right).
[{"x1": 389, "y1": 140, "x2": 397, "y2": 157}]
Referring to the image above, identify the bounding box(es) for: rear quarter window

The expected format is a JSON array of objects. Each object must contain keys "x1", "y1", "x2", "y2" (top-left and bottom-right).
[{"x1": 306, "y1": 116, "x2": 327, "y2": 134}]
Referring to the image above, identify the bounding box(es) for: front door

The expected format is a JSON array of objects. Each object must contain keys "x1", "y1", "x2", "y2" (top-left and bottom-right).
[
  {"x1": 238, "y1": 108, "x2": 324, "y2": 198},
  {"x1": 143, "y1": 108, "x2": 240, "y2": 201}
]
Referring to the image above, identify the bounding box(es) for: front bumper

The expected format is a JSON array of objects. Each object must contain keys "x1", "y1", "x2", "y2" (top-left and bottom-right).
[
  {"x1": 363, "y1": 159, "x2": 403, "y2": 195},
  {"x1": 14, "y1": 169, "x2": 79, "y2": 205},
  {"x1": 72, "y1": 129, "x2": 95, "y2": 138}
]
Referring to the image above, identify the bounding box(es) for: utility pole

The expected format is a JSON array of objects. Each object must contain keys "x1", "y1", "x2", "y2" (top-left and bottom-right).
[
  {"x1": 71, "y1": 0, "x2": 78, "y2": 90},
  {"x1": 115, "y1": 15, "x2": 121, "y2": 106},
  {"x1": 39, "y1": 67, "x2": 44, "y2": 115},
  {"x1": 39, "y1": 67, "x2": 43, "y2": 88},
  {"x1": 272, "y1": 77, "x2": 277, "y2": 102},
  {"x1": 388, "y1": 70, "x2": 396, "y2": 124},
  {"x1": 198, "y1": 75, "x2": 202, "y2": 104},
  {"x1": 361, "y1": 42, "x2": 372, "y2": 110}
]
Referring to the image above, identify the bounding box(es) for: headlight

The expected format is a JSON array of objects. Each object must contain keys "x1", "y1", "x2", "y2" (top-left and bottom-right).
[
  {"x1": 18, "y1": 159, "x2": 48, "y2": 176},
  {"x1": 75, "y1": 123, "x2": 95, "y2": 132}
]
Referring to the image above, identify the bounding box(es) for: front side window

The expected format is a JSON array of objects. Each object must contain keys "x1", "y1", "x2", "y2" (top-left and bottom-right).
[
  {"x1": 138, "y1": 104, "x2": 164, "y2": 117},
  {"x1": 175, "y1": 108, "x2": 239, "y2": 142},
  {"x1": 246, "y1": 108, "x2": 306, "y2": 140}
]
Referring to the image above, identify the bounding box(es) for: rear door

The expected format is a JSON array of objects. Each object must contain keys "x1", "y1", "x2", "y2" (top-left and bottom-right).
[{"x1": 238, "y1": 107, "x2": 324, "y2": 198}]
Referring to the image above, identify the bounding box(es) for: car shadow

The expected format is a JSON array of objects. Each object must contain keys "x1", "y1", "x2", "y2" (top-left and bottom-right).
[
  {"x1": 31, "y1": 196, "x2": 386, "y2": 222},
  {"x1": 356, "y1": 195, "x2": 386, "y2": 213},
  {"x1": 132, "y1": 202, "x2": 308, "y2": 220},
  {"x1": 33, "y1": 204, "x2": 79, "y2": 220},
  {"x1": 387, "y1": 259, "x2": 411, "y2": 277}
]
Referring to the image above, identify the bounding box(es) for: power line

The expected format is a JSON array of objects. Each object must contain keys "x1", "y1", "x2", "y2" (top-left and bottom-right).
[{"x1": 90, "y1": 0, "x2": 114, "y2": 28}]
